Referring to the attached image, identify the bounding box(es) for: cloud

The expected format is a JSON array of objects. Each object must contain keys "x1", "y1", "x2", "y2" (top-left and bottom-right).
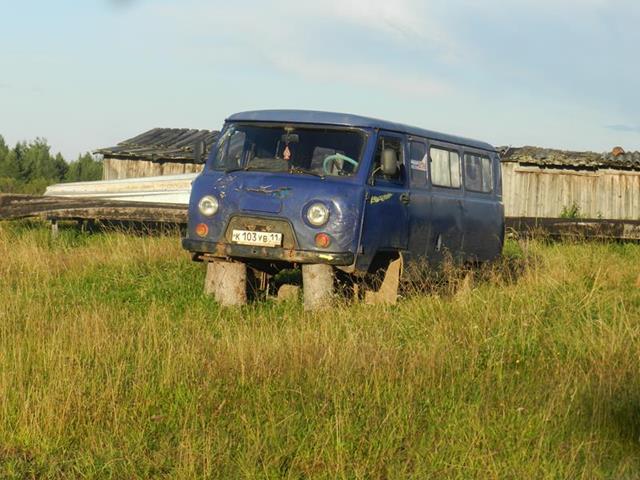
[
  {"x1": 268, "y1": 53, "x2": 451, "y2": 97},
  {"x1": 137, "y1": 0, "x2": 453, "y2": 98},
  {"x1": 606, "y1": 124, "x2": 640, "y2": 133},
  {"x1": 297, "y1": 0, "x2": 457, "y2": 53},
  {"x1": 130, "y1": 0, "x2": 640, "y2": 108},
  {"x1": 469, "y1": 0, "x2": 623, "y2": 12},
  {"x1": 309, "y1": 0, "x2": 423, "y2": 34},
  {"x1": 142, "y1": 0, "x2": 453, "y2": 52},
  {"x1": 107, "y1": 0, "x2": 137, "y2": 7}
]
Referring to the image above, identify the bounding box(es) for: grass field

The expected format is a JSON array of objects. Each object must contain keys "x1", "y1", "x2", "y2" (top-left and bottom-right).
[{"x1": 1, "y1": 221, "x2": 639, "y2": 479}]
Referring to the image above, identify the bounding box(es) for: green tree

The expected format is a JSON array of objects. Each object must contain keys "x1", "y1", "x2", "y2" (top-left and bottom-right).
[
  {"x1": 0, "y1": 136, "x2": 20, "y2": 179},
  {"x1": 12, "y1": 139, "x2": 70, "y2": 183},
  {"x1": 0, "y1": 135, "x2": 8, "y2": 161},
  {"x1": 16, "y1": 138, "x2": 62, "y2": 182},
  {"x1": 53, "y1": 153, "x2": 68, "y2": 180},
  {"x1": 0, "y1": 135, "x2": 104, "y2": 194},
  {"x1": 65, "y1": 153, "x2": 103, "y2": 182}
]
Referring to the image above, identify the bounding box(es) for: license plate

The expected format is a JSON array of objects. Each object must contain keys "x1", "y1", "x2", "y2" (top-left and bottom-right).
[{"x1": 232, "y1": 230, "x2": 283, "y2": 247}]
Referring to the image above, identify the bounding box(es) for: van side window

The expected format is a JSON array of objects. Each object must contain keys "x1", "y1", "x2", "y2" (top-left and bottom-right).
[
  {"x1": 409, "y1": 141, "x2": 427, "y2": 188},
  {"x1": 430, "y1": 147, "x2": 460, "y2": 188},
  {"x1": 373, "y1": 136, "x2": 404, "y2": 183},
  {"x1": 464, "y1": 153, "x2": 493, "y2": 193}
]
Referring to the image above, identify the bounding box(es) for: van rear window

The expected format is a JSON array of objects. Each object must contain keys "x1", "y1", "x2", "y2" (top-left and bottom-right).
[
  {"x1": 464, "y1": 154, "x2": 493, "y2": 193},
  {"x1": 430, "y1": 147, "x2": 460, "y2": 189}
]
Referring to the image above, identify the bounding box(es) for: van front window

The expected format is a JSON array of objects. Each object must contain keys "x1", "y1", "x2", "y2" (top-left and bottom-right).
[{"x1": 210, "y1": 124, "x2": 365, "y2": 177}]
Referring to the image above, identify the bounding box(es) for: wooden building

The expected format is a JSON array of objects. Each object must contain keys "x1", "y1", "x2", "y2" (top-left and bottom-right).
[
  {"x1": 96, "y1": 128, "x2": 220, "y2": 180},
  {"x1": 94, "y1": 129, "x2": 640, "y2": 221},
  {"x1": 501, "y1": 147, "x2": 640, "y2": 220}
]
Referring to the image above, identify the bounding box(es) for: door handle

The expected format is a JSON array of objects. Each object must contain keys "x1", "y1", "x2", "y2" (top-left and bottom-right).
[{"x1": 400, "y1": 193, "x2": 411, "y2": 205}]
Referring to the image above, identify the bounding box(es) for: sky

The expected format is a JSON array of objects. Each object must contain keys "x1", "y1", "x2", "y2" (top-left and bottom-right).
[{"x1": 0, "y1": 0, "x2": 639, "y2": 160}]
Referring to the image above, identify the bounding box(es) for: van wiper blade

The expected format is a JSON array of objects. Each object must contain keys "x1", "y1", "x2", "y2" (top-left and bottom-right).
[
  {"x1": 225, "y1": 162, "x2": 285, "y2": 174},
  {"x1": 224, "y1": 166, "x2": 249, "y2": 174},
  {"x1": 289, "y1": 166, "x2": 325, "y2": 179}
]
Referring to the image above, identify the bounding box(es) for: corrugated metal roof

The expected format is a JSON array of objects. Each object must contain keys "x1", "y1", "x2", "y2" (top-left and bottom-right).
[
  {"x1": 500, "y1": 146, "x2": 640, "y2": 171},
  {"x1": 96, "y1": 128, "x2": 220, "y2": 164}
]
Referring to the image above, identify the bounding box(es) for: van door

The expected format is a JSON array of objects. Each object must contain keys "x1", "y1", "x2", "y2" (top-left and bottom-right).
[
  {"x1": 358, "y1": 132, "x2": 409, "y2": 269},
  {"x1": 427, "y1": 143, "x2": 464, "y2": 262},
  {"x1": 406, "y1": 138, "x2": 433, "y2": 264},
  {"x1": 462, "y1": 151, "x2": 503, "y2": 261}
]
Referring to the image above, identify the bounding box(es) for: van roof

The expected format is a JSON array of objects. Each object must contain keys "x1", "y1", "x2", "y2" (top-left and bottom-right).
[{"x1": 227, "y1": 110, "x2": 496, "y2": 152}]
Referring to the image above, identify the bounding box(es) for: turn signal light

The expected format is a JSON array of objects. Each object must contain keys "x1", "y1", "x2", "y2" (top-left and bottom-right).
[
  {"x1": 315, "y1": 233, "x2": 331, "y2": 248},
  {"x1": 195, "y1": 223, "x2": 209, "y2": 237}
]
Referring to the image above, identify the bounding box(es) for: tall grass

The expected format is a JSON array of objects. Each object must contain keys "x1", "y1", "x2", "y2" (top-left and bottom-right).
[{"x1": 0, "y1": 221, "x2": 639, "y2": 479}]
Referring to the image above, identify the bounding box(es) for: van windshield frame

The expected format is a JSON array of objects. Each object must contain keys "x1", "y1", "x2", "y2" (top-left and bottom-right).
[{"x1": 209, "y1": 122, "x2": 369, "y2": 178}]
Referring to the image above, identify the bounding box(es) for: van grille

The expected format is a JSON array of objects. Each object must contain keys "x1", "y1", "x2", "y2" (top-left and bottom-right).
[{"x1": 224, "y1": 216, "x2": 298, "y2": 249}]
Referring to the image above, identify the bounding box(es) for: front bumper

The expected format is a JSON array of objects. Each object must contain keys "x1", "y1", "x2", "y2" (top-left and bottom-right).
[{"x1": 182, "y1": 238, "x2": 355, "y2": 266}]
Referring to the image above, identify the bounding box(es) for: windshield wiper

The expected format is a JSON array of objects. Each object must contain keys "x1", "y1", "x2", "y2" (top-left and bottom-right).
[
  {"x1": 224, "y1": 163, "x2": 323, "y2": 177},
  {"x1": 225, "y1": 159, "x2": 286, "y2": 174},
  {"x1": 224, "y1": 165, "x2": 249, "y2": 174},
  {"x1": 289, "y1": 166, "x2": 325, "y2": 179}
]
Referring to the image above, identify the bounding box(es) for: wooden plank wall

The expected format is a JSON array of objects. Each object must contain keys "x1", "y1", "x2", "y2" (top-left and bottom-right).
[
  {"x1": 502, "y1": 163, "x2": 640, "y2": 220},
  {"x1": 103, "y1": 158, "x2": 204, "y2": 180},
  {"x1": 101, "y1": 158, "x2": 640, "y2": 221}
]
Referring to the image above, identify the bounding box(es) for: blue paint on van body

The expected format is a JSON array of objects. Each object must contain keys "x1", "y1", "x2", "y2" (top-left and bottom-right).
[{"x1": 182, "y1": 110, "x2": 504, "y2": 273}]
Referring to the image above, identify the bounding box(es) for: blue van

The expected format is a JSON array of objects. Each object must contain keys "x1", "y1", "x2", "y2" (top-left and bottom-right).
[{"x1": 182, "y1": 110, "x2": 504, "y2": 308}]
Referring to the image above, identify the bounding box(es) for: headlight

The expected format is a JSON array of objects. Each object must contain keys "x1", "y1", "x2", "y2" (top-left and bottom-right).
[
  {"x1": 198, "y1": 196, "x2": 219, "y2": 217},
  {"x1": 306, "y1": 202, "x2": 330, "y2": 227}
]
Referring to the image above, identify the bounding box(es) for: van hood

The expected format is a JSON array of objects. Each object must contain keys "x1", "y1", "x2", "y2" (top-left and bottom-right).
[{"x1": 186, "y1": 171, "x2": 365, "y2": 253}]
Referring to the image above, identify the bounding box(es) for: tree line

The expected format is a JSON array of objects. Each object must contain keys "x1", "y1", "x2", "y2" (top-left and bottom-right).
[{"x1": 0, "y1": 135, "x2": 103, "y2": 194}]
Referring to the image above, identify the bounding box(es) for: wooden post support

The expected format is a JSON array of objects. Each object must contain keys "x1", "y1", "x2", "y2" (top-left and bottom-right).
[
  {"x1": 51, "y1": 220, "x2": 59, "y2": 238},
  {"x1": 364, "y1": 256, "x2": 403, "y2": 306},
  {"x1": 302, "y1": 264, "x2": 334, "y2": 311},
  {"x1": 204, "y1": 259, "x2": 247, "y2": 307}
]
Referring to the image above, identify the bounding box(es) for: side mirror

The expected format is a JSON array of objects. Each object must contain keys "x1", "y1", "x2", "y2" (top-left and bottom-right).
[
  {"x1": 193, "y1": 140, "x2": 205, "y2": 164},
  {"x1": 381, "y1": 148, "x2": 398, "y2": 176}
]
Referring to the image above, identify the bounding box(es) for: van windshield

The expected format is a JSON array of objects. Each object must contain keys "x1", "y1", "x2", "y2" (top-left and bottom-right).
[{"x1": 210, "y1": 123, "x2": 366, "y2": 177}]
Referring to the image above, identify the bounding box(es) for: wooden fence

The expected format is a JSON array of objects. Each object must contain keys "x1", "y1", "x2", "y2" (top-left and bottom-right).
[{"x1": 502, "y1": 163, "x2": 640, "y2": 220}]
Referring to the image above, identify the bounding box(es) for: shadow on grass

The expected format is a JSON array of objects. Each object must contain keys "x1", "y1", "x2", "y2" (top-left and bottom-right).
[
  {"x1": 580, "y1": 377, "x2": 640, "y2": 446},
  {"x1": 245, "y1": 240, "x2": 540, "y2": 305},
  {"x1": 400, "y1": 240, "x2": 539, "y2": 299}
]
